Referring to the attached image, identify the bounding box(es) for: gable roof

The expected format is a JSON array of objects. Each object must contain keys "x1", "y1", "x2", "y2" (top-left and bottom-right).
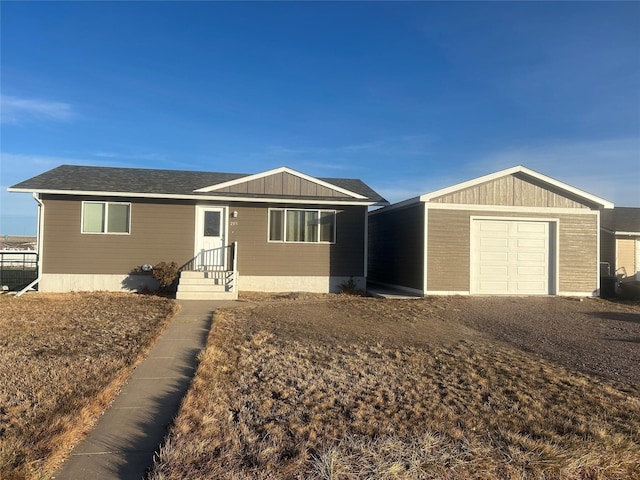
[
  {"x1": 601, "y1": 207, "x2": 640, "y2": 235},
  {"x1": 419, "y1": 165, "x2": 614, "y2": 208},
  {"x1": 194, "y1": 166, "x2": 367, "y2": 199},
  {"x1": 9, "y1": 165, "x2": 387, "y2": 206},
  {"x1": 370, "y1": 165, "x2": 614, "y2": 215},
  {"x1": 420, "y1": 165, "x2": 613, "y2": 208}
]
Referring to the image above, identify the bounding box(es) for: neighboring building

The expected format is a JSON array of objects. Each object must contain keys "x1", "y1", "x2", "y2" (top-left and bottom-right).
[
  {"x1": 0, "y1": 236, "x2": 37, "y2": 251},
  {"x1": 368, "y1": 165, "x2": 614, "y2": 297},
  {"x1": 601, "y1": 207, "x2": 640, "y2": 282},
  {"x1": 9, "y1": 165, "x2": 387, "y2": 298}
]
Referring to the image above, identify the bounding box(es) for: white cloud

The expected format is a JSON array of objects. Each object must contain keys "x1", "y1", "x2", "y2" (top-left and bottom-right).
[{"x1": 1, "y1": 94, "x2": 75, "y2": 124}]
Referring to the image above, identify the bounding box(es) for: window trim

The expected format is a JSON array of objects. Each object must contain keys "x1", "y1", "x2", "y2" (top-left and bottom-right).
[
  {"x1": 267, "y1": 208, "x2": 336, "y2": 244},
  {"x1": 81, "y1": 201, "x2": 131, "y2": 235}
]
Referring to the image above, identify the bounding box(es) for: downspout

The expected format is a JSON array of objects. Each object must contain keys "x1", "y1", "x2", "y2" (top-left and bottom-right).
[{"x1": 16, "y1": 193, "x2": 44, "y2": 297}]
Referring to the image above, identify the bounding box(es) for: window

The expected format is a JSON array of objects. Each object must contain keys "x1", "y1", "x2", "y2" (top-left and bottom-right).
[
  {"x1": 268, "y1": 208, "x2": 336, "y2": 243},
  {"x1": 82, "y1": 201, "x2": 130, "y2": 234},
  {"x1": 204, "y1": 210, "x2": 221, "y2": 237}
]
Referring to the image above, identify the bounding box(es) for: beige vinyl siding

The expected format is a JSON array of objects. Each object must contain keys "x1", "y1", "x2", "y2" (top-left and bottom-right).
[
  {"x1": 368, "y1": 204, "x2": 424, "y2": 290},
  {"x1": 558, "y1": 214, "x2": 598, "y2": 293},
  {"x1": 431, "y1": 174, "x2": 591, "y2": 209},
  {"x1": 42, "y1": 196, "x2": 365, "y2": 278},
  {"x1": 427, "y1": 208, "x2": 598, "y2": 294},
  {"x1": 42, "y1": 196, "x2": 195, "y2": 274},
  {"x1": 617, "y1": 238, "x2": 637, "y2": 277},
  {"x1": 427, "y1": 209, "x2": 470, "y2": 292},
  {"x1": 215, "y1": 172, "x2": 349, "y2": 198},
  {"x1": 228, "y1": 204, "x2": 365, "y2": 277}
]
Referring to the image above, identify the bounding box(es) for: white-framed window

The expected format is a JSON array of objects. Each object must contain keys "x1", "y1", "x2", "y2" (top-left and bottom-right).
[
  {"x1": 268, "y1": 208, "x2": 336, "y2": 243},
  {"x1": 82, "y1": 201, "x2": 131, "y2": 234}
]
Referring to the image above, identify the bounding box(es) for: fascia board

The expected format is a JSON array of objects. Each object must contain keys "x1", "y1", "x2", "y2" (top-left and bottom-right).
[
  {"x1": 7, "y1": 187, "x2": 382, "y2": 206},
  {"x1": 368, "y1": 196, "x2": 421, "y2": 216},
  {"x1": 193, "y1": 166, "x2": 367, "y2": 199},
  {"x1": 418, "y1": 165, "x2": 615, "y2": 209}
]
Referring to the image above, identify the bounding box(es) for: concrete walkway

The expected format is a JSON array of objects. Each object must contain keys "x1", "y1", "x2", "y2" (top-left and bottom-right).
[{"x1": 54, "y1": 300, "x2": 238, "y2": 480}]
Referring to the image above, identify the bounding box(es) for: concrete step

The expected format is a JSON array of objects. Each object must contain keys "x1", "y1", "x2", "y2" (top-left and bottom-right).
[
  {"x1": 175, "y1": 290, "x2": 238, "y2": 300},
  {"x1": 177, "y1": 283, "x2": 227, "y2": 293}
]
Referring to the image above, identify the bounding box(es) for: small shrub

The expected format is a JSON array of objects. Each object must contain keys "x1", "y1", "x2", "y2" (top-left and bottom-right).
[
  {"x1": 152, "y1": 262, "x2": 179, "y2": 290},
  {"x1": 338, "y1": 277, "x2": 362, "y2": 295}
]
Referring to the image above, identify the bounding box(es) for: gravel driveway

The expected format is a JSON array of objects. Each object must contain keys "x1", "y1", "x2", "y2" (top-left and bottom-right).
[{"x1": 442, "y1": 296, "x2": 640, "y2": 387}]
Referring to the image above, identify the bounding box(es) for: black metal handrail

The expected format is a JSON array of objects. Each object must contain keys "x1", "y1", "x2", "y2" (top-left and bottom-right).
[{"x1": 179, "y1": 242, "x2": 237, "y2": 272}]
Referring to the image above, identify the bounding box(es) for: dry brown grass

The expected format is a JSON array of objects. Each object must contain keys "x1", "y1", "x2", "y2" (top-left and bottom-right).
[
  {"x1": 0, "y1": 292, "x2": 178, "y2": 480},
  {"x1": 150, "y1": 296, "x2": 640, "y2": 480}
]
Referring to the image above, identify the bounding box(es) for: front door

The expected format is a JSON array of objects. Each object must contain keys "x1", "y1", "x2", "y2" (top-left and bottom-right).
[{"x1": 195, "y1": 206, "x2": 226, "y2": 270}]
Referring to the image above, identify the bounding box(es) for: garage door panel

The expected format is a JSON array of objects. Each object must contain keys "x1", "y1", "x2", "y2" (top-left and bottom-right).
[
  {"x1": 480, "y1": 237, "x2": 509, "y2": 247},
  {"x1": 480, "y1": 222, "x2": 509, "y2": 232},
  {"x1": 480, "y1": 251, "x2": 508, "y2": 262},
  {"x1": 516, "y1": 238, "x2": 546, "y2": 248},
  {"x1": 480, "y1": 266, "x2": 508, "y2": 276},
  {"x1": 479, "y1": 280, "x2": 509, "y2": 292},
  {"x1": 517, "y1": 265, "x2": 545, "y2": 275},
  {"x1": 516, "y1": 252, "x2": 546, "y2": 262},
  {"x1": 517, "y1": 281, "x2": 547, "y2": 292},
  {"x1": 517, "y1": 223, "x2": 547, "y2": 233},
  {"x1": 472, "y1": 219, "x2": 551, "y2": 295}
]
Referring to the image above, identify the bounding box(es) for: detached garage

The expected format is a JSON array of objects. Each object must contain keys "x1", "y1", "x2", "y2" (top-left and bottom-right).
[{"x1": 368, "y1": 165, "x2": 614, "y2": 296}]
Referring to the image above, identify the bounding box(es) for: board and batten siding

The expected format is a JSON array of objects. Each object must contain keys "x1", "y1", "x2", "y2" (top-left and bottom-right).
[
  {"x1": 227, "y1": 204, "x2": 366, "y2": 277},
  {"x1": 41, "y1": 195, "x2": 195, "y2": 274},
  {"x1": 368, "y1": 203, "x2": 424, "y2": 291},
  {"x1": 426, "y1": 208, "x2": 598, "y2": 294},
  {"x1": 215, "y1": 172, "x2": 350, "y2": 198},
  {"x1": 430, "y1": 174, "x2": 592, "y2": 209}
]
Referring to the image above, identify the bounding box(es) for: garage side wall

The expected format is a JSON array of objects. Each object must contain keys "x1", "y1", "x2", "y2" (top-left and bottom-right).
[
  {"x1": 427, "y1": 208, "x2": 598, "y2": 294},
  {"x1": 368, "y1": 204, "x2": 424, "y2": 291},
  {"x1": 600, "y1": 230, "x2": 616, "y2": 275}
]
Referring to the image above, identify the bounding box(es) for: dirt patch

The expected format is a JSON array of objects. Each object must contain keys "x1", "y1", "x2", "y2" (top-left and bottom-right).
[{"x1": 236, "y1": 295, "x2": 477, "y2": 347}]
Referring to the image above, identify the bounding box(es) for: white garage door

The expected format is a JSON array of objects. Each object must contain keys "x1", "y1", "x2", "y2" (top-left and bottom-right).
[{"x1": 471, "y1": 220, "x2": 551, "y2": 295}]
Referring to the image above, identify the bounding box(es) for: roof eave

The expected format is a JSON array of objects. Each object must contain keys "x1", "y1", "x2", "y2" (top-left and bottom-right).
[{"x1": 7, "y1": 187, "x2": 382, "y2": 206}]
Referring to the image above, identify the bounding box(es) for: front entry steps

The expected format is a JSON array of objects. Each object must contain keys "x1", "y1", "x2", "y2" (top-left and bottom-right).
[{"x1": 176, "y1": 271, "x2": 238, "y2": 300}]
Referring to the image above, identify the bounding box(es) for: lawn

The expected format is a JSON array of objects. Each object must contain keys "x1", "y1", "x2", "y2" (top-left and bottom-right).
[
  {"x1": 149, "y1": 295, "x2": 640, "y2": 480},
  {"x1": 0, "y1": 292, "x2": 178, "y2": 480}
]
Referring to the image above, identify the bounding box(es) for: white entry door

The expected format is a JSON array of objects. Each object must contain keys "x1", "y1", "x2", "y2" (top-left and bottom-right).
[
  {"x1": 195, "y1": 206, "x2": 226, "y2": 270},
  {"x1": 471, "y1": 219, "x2": 551, "y2": 295}
]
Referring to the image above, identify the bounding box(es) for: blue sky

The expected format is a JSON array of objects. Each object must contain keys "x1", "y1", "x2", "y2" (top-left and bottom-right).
[{"x1": 1, "y1": 1, "x2": 639, "y2": 235}]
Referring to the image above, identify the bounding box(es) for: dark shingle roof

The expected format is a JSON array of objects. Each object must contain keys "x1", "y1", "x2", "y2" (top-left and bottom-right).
[
  {"x1": 601, "y1": 207, "x2": 640, "y2": 233},
  {"x1": 10, "y1": 165, "x2": 387, "y2": 204}
]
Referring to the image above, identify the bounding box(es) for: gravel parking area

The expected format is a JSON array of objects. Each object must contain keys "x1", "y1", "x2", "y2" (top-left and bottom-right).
[{"x1": 444, "y1": 296, "x2": 640, "y2": 388}]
